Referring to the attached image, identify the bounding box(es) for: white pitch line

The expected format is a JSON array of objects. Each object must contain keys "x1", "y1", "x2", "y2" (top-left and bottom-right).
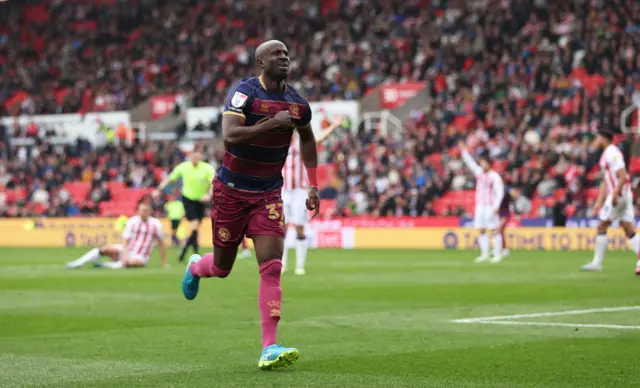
[
  {"x1": 471, "y1": 320, "x2": 640, "y2": 330},
  {"x1": 451, "y1": 306, "x2": 640, "y2": 323}
]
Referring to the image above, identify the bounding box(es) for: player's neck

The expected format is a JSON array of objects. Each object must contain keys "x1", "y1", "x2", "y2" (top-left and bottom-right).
[{"x1": 260, "y1": 74, "x2": 286, "y2": 92}]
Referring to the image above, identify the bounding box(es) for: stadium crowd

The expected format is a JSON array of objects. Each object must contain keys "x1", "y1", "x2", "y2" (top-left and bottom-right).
[{"x1": 2, "y1": 0, "x2": 640, "y2": 219}]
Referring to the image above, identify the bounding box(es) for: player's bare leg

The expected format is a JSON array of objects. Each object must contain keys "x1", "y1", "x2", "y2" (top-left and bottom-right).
[
  {"x1": 253, "y1": 234, "x2": 298, "y2": 370},
  {"x1": 489, "y1": 228, "x2": 504, "y2": 263},
  {"x1": 294, "y1": 225, "x2": 308, "y2": 275},
  {"x1": 65, "y1": 244, "x2": 121, "y2": 268},
  {"x1": 582, "y1": 221, "x2": 610, "y2": 271},
  {"x1": 499, "y1": 217, "x2": 510, "y2": 257},
  {"x1": 475, "y1": 228, "x2": 490, "y2": 262},
  {"x1": 182, "y1": 245, "x2": 237, "y2": 300}
]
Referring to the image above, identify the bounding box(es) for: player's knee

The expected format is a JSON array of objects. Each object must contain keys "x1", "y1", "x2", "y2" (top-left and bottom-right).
[
  {"x1": 259, "y1": 259, "x2": 282, "y2": 278},
  {"x1": 213, "y1": 266, "x2": 231, "y2": 278}
]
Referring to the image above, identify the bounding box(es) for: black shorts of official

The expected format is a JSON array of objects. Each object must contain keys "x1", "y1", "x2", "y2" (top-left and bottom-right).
[
  {"x1": 170, "y1": 219, "x2": 181, "y2": 230},
  {"x1": 182, "y1": 196, "x2": 205, "y2": 221}
]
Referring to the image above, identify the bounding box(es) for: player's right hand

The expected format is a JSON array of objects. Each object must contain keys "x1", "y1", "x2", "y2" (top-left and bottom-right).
[
  {"x1": 306, "y1": 187, "x2": 320, "y2": 219},
  {"x1": 271, "y1": 111, "x2": 292, "y2": 128}
]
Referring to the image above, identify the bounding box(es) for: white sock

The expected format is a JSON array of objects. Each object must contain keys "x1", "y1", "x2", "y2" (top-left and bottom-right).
[
  {"x1": 628, "y1": 234, "x2": 640, "y2": 255},
  {"x1": 592, "y1": 234, "x2": 608, "y2": 266},
  {"x1": 68, "y1": 248, "x2": 101, "y2": 267},
  {"x1": 102, "y1": 261, "x2": 123, "y2": 269},
  {"x1": 295, "y1": 237, "x2": 308, "y2": 271},
  {"x1": 282, "y1": 247, "x2": 289, "y2": 269},
  {"x1": 493, "y1": 233, "x2": 503, "y2": 258},
  {"x1": 479, "y1": 233, "x2": 490, "y2": 257}
]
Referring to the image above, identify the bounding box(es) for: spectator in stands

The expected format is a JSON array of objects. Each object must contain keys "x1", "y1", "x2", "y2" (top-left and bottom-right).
[
  {"x1": 511, "y1": 188, "x2": 533, "y2": 215},
  {"x1": 88, "y1": 181, "x2": 112, "y2": 204}
]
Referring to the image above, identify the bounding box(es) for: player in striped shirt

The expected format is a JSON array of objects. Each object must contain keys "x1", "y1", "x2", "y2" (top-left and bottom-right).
[
  {"x1": 281, "y1": 117, "x2": 342, "y2": 275},
  {"x1": 65, "y1": 201, "x2": 168, "y2": 269},
  {"x1": 581, "y1": 130, "x2": 640, "y2": 273},
  {"x1": 459, "y1": 143, "x2": 506, "y2": 263}
]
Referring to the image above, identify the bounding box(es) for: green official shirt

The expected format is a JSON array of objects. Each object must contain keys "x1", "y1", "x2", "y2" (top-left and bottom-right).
[
  {"x1": 168, "y1": 161, "x2": 216, "y2": 201},
  {"x1": 164, "y1": 200, "x2": 185, "y2": 220}
]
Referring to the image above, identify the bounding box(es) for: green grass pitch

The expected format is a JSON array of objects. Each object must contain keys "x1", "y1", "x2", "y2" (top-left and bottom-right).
[{"x1": 1, "y1": 247, "x2": 640, "y2": 387}]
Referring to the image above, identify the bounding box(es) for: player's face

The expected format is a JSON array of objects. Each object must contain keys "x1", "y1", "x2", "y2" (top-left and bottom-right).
[
  {"x1": 138, "y1": 203, "x2": 151, "y2": 219},
  {"x1": 263, "y1": 44, "x2": 290, "y2": 80},
  {"x1": 480, "y1": 159, "x2": 491, "y2": 171},
  {"x1": 593, "y1": 134, "x2": 607, "y2": 149}
]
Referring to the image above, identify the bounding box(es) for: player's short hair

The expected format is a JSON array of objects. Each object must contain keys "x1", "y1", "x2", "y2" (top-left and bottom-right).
[
  {"x1": 478, "y1": 153, "x2": 492, "y2": 165},
  {"x1": 598, "y1": 129, "x2": 614, "y2": 141},
  {"x1": 138, "y1": 196, "x2": 152, "y2": 208}
]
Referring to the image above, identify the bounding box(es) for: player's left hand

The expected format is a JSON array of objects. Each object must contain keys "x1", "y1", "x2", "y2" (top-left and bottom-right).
[
  {"x1": 306, "y1": 187, "x2": 320, "y2": 219},
  {"x1": 200, "y1": 194, "x2": 212, "y2": 203}
]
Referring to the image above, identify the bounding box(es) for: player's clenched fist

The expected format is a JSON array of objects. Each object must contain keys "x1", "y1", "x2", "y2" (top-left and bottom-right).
[
  {"x1": 306, "y1": 187, "x2": 320, "y2": 218},
  {"x1": 271, "y1": 110, "x2": 292, "y2": 127}
]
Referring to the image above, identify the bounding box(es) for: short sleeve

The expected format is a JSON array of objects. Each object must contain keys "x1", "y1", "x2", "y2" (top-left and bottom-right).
[
  {"x1": 607, "y1": 149, "x2": 625, "y2": 172},
  {"x1": 168, "y1": 162, "x2": 184, "y2": 181},
  {"x1": 292, "y1": 101, "x2": 312, "y2": 128},
  {"x1": 223, "y1": 81, "x2": 254, "y2": 118}
]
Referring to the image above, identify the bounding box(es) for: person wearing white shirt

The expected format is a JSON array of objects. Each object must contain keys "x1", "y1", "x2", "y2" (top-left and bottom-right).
[
  {"x1": 459, "y1": 143, "x2": 506, "y2": 263},
  {"x1": 581, "y1": 130, "x2": 640, "y2": 273},
  {"x1": 66, "y1": 202, "x2": 168, "y2": 270}
]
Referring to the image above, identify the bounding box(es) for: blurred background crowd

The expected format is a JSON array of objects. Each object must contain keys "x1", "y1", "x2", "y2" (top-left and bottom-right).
[{"x1": 1, "y1": 0, "x2": 640, "y2": 219}]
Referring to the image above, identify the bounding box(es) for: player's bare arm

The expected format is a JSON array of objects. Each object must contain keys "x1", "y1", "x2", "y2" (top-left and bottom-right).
[
  {"x1": 297, "y1": 124, "x2": 320, "y2": 218},
  {"x1": 121, "y1": 237, "x2": 130, "y2": 267},
  {"x1": 222, "y1": 111, "x2": 292, "y2": 145},
  {"x1": 157, "y1": 237, "x2": 168, "y2": 269}
]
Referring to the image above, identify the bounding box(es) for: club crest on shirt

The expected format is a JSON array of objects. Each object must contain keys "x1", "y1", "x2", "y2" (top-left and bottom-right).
[
  {"x1": 218, "y1": 227, "x2": 231, "y2": 242},
  {"x1": 231, "y1": 92, "x2": 248, "y2": 108},
  {"x1": 289, "y1": 104, "x2": 300, "y2": 119}
]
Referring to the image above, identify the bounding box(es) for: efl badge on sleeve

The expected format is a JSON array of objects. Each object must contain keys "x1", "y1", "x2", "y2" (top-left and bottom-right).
[{"x1": 231, "y1": 92, "x2": 248, "y2": 108}]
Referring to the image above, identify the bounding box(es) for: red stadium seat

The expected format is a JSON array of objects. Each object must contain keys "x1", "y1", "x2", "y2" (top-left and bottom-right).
[{"x1": 64, "y1": 182, "x2": 90, "y2": 202}]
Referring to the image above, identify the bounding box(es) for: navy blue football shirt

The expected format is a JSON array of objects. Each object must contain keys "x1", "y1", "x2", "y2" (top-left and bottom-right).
[{"x1": 218, "y1": 76, "x2": 312, "y2": 192}]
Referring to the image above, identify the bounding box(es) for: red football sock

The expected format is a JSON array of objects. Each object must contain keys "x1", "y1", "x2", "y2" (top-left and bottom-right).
[
  {"x1": 190, "y1": 253, "x2": 231, "y2": 278},
  {"x1": 258, "y1": 260, "x2": 282, "y2": 349}
]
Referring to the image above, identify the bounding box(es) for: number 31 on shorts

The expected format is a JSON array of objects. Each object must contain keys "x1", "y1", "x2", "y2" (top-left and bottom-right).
[{"x1": 266, "y1": 203, "x2": 285, "y2": 228}]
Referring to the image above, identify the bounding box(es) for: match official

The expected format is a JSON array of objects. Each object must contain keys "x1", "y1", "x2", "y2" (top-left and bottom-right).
[{"x1": 154, "y1": 151, "x2": 215, "y2": 262}]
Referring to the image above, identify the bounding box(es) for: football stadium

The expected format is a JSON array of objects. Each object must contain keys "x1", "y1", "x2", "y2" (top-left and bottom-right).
[{"x1": 2, "y1": 0, "x2": 640, "y2": 386}]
